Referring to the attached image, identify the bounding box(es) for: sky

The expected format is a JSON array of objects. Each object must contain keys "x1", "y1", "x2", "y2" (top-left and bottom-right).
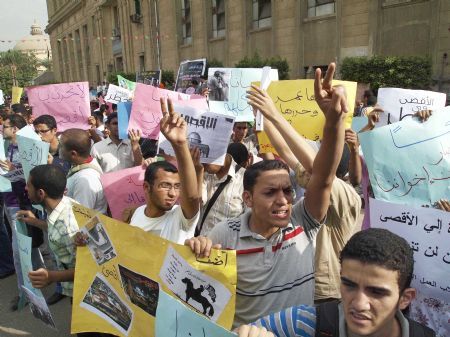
[{"x1": 0, "y1": 0, "x2": 49, "y2": 52}]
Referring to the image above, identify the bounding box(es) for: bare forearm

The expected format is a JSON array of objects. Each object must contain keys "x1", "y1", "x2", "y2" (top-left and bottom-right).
[
  {"x1": 132, "y1": 144, "x2": 143, "y2": 166},
  {"x1": 48, "y1": 269, "x2": 74, "y2": 283},
  {"x1": 270, "y1": 116, "x2": 316, "y2": 173},
  {"x1": 173, "y1": 142, "x2": 200, "y2": 216},
  {"x1": 348, "y1": 150, "x2": 362, "y2": 186},
  {"x1": 263, "y1": 120, "x2": 299, "y2": 170},
  {"x1": 22, "y1": 218, "x2": 48, "y2": 230}
]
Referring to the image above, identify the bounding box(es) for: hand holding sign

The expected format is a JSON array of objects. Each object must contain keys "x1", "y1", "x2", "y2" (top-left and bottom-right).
[
  {"x1": 247, "y1": 85, "x2": 279, "y2": 122},
  {"x1": 160, "y1": 98, "x2": 187, "y2": 146}
]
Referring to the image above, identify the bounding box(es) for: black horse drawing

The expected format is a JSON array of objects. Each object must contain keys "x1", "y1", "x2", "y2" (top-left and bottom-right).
[{"x1": 181, "y1": 277, "x2": 214, "y2": 317}]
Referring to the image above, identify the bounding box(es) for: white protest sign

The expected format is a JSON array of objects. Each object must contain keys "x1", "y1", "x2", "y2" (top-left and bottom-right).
[
  {"x1": 158, "y1": 103, "x2": 235, "y2": 165},
  {"x1": 255, "y1": 66, "x2": 272, "y2": 131},
  {"x1": 0, "y1": 89, "x2": 4, "y2": 105},
  {"x1": 377, "y1": 88, "x2": 446, "y2": 126},
  {"x1": 105, "y1": 84, "x2": 132, "y2": 104},
  {"x1": 370, "y1": 198, "x2": 450, "y2": 336}
]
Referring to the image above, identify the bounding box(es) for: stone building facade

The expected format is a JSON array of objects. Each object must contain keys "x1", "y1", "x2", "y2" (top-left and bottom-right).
[{"x1": 46, "y1": 0, "x2": 450, "y2": 95}]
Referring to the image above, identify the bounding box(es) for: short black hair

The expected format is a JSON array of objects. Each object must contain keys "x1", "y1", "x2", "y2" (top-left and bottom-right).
[
  {"x1": 33, "y1": 114, "x2": 57, "y2": 130},
  {"x1": 29, "y1": 165, "x2": 67, "y2": 199},
  {"x1": 92, "y1": 110, "x2": 104, "y2": 122},
  {"x1": 367, "y1": 95, "x2": 377, "y2": 106},
  {"x1": 340, "y1": 228, "x2": 414, "y2": 292},
  {"x1": 144, "y1": 161, "x2": 178, "y2": 185},
  {"x1": 5, "y1": 114, "x2": 27, "y2": 129},
  {"x1": 11, "y1": 103, "x2": 26, "y2": 114},
  {"x1": 106, "y1": 112, "x2": 118, "y2": 124},
  {"x1": 243, "y1": 160, "x2": 289, "y2": 191},
  {"x1": 227, "y1": 143, "x2": 249, "y2": 167},
  {"x1": 61, "y1": 128, "x2": 92, "y2": 157}
]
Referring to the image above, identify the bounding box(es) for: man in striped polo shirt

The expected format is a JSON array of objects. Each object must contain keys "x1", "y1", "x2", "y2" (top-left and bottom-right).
[{"x1": 187, "y1": 62, "x2": 349, "y2": 326}]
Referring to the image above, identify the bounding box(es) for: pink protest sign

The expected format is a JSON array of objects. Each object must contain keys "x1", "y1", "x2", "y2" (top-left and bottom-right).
[
  {"x1": 27, "y1": 82, "x2": 90, "y2": 131},
  {"x1": 100, "y1": 165, "x2": 146, "y2": 220},
  {"x1": 128, "y1": 83, "x2": 190, "y2": 139}
]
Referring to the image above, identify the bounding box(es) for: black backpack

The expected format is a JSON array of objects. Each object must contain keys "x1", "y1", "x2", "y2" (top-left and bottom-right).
[{"x1": 316, "y1": 301, "x2": 436, "y2": 337}]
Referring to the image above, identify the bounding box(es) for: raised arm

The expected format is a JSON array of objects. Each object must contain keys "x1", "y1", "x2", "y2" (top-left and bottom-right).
[
  {"x1": 247, "y1": 86, "x2": 316, "y2": 173},
  {"x1": 345, "y1": 129, "x2": 362, "y2": 186},
  {"x1": 304, "y1": 62, "x2": 347, "y2": 221},
  {"x1": 160, "y1": 98, "x2": 199, "y2": 219}
]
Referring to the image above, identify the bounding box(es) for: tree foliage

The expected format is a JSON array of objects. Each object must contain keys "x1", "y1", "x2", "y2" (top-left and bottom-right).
[
  {"x1": 235, "y1": 52, "x2": 290, "y2": 80},
  {"x1": 0, "y1": 50, "x2": 39, "y2": 94},
  {"x1": 340, "y1": 56, "x2": 432, "y2": 93},
  {"x1": 107, "y1": 72, "x2": 136, "y2": 86}
]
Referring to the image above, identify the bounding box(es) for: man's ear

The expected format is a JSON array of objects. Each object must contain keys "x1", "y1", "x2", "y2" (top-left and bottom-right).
[
  {"x1": 143, "y1": 181, "x2": 151, "y2": 194},
  {"x1": 398, "y1": 287, "x2": 416, "y2": 310},
  {"x1": 242, "y1": 190, "x2": 253, "y2": 208}
]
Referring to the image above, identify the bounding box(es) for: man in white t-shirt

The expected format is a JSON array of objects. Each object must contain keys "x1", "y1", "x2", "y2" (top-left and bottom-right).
[
  {"x1": 60, "y1": 129, "x2": 108, "y2": 214},
  {"x1": 130, "y1": 98, "x2": 200, "y2": 244}
]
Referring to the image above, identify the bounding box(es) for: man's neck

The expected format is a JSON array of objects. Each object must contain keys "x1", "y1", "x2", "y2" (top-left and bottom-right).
[
  {"x1": 49, "y1": 139, "x2": 59, "y2": 155},
  {"x1": 144, "y1": 204, "x2": 166, "y2": 218},
  {"x1": 44, "y1": 197, "x2": 63, "y2": 214},
  {"x1": 71, "y1": 156, "x2": 92, "y2": 166},
  {"x1": 109, "y1": 135, "x2": 121, "y2": 145},
  {"x1": 248, "y1": 214, "x2": 280, "y2": 239}
]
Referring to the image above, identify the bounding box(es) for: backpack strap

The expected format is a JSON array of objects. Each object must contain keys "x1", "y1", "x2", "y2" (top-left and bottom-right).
[
  {"x1": 407, "y1": 317, "x2": 436, "y2": 337},
  {"x1": 315, "y1": 301, "x2": 340, "y2": 337}
]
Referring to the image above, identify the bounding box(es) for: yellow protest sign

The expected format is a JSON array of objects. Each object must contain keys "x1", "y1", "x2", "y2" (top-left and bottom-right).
[
  {"x1": 12, "y1": 86, "x2": 23, "y2": 104},
  {"x1": 71, "y1": 204, "x2": 237, "y2": 337},
  {"x1": 254, "y1": 79, "x2": 356, "y2": 153}
]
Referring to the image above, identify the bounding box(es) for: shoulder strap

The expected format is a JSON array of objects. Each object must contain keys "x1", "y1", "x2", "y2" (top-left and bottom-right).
[
  {"x1": 315, "y1": 301, "x2": 340, "y2": 337},
  {"x1": 195, "y1": 175, "x2": 232, "y2": 236},
  {"x1": 407, "y1": 318, "x2": 436, "y2": 337}
]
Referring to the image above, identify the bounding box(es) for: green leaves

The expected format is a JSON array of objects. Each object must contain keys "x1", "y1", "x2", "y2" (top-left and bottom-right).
[{"x1": 341, "y1": 56, "x2": 432, "y2": 94}]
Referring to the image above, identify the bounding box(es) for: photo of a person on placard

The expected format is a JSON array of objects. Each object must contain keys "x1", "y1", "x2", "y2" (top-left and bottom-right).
[{"x1": 209, "y1": 70, "x2": 229, "y2": 101}]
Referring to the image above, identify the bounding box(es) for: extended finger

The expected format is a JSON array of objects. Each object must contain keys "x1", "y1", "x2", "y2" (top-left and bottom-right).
[
  {"x1": 168, "y1": 98, "x2": 175, "y2": 117},
  {"x1": 314, "y1": 67, "x2": 323, "y2": 99},
  {"x1": 160, "y1": 97, "x2": 168, "y2": 116},
  {"x1": 323, "y1": 62, "x2": 336, "y2": 90}
]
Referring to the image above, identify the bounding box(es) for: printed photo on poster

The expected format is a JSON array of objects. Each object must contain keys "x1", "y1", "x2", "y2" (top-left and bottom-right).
[
  {"x1": 22, "y1": 286, "x2": 57, "y2": 330},
  {"x1": 81, "y1": 216, "x2": 117, "y2": 265},
  {"x1": 118, "y1": 264, "x2": 160, "y2": 317},
  {"x1": 159, "y1": 246, "x2": 231, "y2": 322},
  {"x1": 208, "y1": 69, "x2": 230, "y2": 102},
  {"x1": 81, "y1": 273, "x2": 133, "y2": 336}
]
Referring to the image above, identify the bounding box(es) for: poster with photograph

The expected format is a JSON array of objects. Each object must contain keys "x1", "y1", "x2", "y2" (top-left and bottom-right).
[
  {"x1": 22, "y1": 286, "x2": 57, "y2": 330},
  {"x1": 175, "y1": 59, "x2": 207, "y2": 94},
  {"x1": 136, "y1": 70, "x2": 161, "y2": 86},
  {"x1": 158, "y1": 103, "x2": 235, "y2": 165},
  {"x1": 81, "y1": 274, "x2": 133, "y2": 336},
  {"x1": 159, "y1": 246, "x2": 232, "y2": 322},
  {"x1": 119, "y1": 265, "x2": 159, "y2": 316},
  {"x1": 81, "y1": 216, "x2": 117, "y2": 265}
]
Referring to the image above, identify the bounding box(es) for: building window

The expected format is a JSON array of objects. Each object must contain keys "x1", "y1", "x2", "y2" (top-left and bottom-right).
[
  {"x1": 211, "y1": 0, "x2": 225, "y2": 38},
  {"x1": 307, "y1": 0, "x2": 335, "y2": 17},
  {"x1": 252, "y1": 0, "x2": 271, "y2": 29},
  {"x1": 92, "y1": 16, "x2": 97, "y2": 37},
  {"x1": 134, "y1": 0, "x2": 142, "y2": 16},
  {"x1": 181, "y1": 0, "x2": 192, "y2": 44},
  {"x1": 139, "y1": 55, "x2": 145, "y2": 72}
]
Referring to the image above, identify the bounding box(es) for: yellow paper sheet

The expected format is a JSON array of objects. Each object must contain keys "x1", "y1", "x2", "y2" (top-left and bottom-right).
[
  {"x1": 71, "y1": 204, "x2": 237, "y2": 337},
  {"x1": 12, "y1": 86, "x2": 23, "y2": 104},
  {"x1": 254, "y1": 79, "x2": 356, "y2": 153}
]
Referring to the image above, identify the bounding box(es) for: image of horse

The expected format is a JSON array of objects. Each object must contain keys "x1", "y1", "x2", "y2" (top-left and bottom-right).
[{"x1": 181, "y1": 277, "x2": 214, "y2": 317}]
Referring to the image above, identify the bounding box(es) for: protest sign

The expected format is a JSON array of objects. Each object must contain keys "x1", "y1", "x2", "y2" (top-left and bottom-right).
[
  {"x1": 0, "y1": 89, "x2": 4, "y2": 105},
  {"x1": 128, "y1": 84, "x2": 189, "y2": 139},
  {"x1": 12, "y1": 86, "x2": 23, "y2": 104},
  {"x1": 159, "y1": 104, "x2": 235, "y2": 165},
  {"x1": 71, "y1": 203, "x2": 237, "y2": 337},
  {"x1": 16, "y1": 230, "x2": 57, "y2": 329},
  {"x1": 16, "y1": 133, "x2": 50, "y2": 181},
  {"x1": 256, "y1": 79, "x2": 356, "y2": 153},
  {"x1": 155, "y1": 290, "x2": 236, "y2": 337},
  {"x1": 351, "y1": 116, "x2": 368, "y2": 132},
  {"x1": 175, "y1": 59, "x2": 206, "y2": 94},
  {"x1": 208, "y1": 68, "x2": 279, "y2": 122},
  {"x1": 377, "y1": 88, "x2": 446, "y2": 126},
  {"x1": 27, "y1": 82, "x2": 90, "y2": 131},
  {"x1": 359, "y1": 106, "x2": 450, "y2": 206},
  {"x1": 136, "y1": 70, "x2": 161, "y2": 86},
  {"x1": 100, "y1": 165, "x2": 146, "y2": 220},
  {"x1": 105, "y1": 84, "x2": 133, "y2": 104},
  {"x1": 118, "y1": 102, "x2": 133, "y2": 140},
  {"x1": 370, "y1": 198, "x2": 450, "y2": 337},
  {"x1": 118, "y1": 75, "x2": 137, "y2": 91}
]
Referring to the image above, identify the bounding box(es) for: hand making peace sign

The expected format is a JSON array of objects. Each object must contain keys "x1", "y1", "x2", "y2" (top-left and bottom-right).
[{"x1": 159, "y1": 97, "x2": 187, "y2": 146}]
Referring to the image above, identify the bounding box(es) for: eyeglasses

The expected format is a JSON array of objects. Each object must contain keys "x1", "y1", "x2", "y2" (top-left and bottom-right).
[
  {"x1": 35, "y1": 129, "x2": 51, "y2": 134},
  {"x1": 2, "y1": 125, "x2": 12, "y2": 129},
  {"x1": 157, "y1": 182, "x2": 181, "y2": 191}
]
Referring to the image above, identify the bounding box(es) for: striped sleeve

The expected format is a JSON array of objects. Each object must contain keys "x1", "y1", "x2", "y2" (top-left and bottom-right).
[{"x1": 252, "y1": 305, "x2": 317, "y2": 337}]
